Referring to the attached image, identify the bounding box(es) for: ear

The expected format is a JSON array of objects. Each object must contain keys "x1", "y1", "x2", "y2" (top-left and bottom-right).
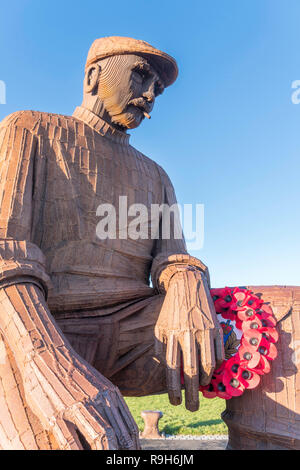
[{"x1": 84, "y1": 63, "x2": 101, "y2": 93}]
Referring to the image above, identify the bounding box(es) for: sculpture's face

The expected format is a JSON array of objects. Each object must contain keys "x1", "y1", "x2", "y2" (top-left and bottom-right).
[{"x1": 89, "y1": 54, "x2": 164, "y2": 129}]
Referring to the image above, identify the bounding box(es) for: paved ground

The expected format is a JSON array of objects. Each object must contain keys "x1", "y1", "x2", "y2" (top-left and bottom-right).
[{"x1": 140, "y1": 437, "x2": 228, "y2": 450}]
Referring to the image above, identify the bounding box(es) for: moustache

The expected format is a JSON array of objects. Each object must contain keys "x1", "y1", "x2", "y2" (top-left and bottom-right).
[{"x1": 127, "y1": 98, "x2": 151, "y2": 119}]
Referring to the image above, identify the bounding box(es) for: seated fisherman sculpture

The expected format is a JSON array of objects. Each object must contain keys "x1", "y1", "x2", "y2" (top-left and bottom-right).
[
  {"x1": 0, "y1": 36, "x2": 299, "y2": 451},
  {"x1": 0, "y1": 36, "x2": 225, "y2": 450}
]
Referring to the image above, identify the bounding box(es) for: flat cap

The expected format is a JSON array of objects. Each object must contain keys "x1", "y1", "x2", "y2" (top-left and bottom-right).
[{"x1": 85, "y1": 36, "x2": 178, "y2": 87}]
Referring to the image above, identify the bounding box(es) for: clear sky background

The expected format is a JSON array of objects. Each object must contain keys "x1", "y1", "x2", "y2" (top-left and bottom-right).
[{"x1": 0, "y1": 0, "x2": 299, "y2": 287}]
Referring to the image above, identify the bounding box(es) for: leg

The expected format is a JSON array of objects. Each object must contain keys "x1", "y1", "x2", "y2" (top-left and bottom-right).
[
  {"x1": 56, "y1": 285, "x2": 300, "y2": 450},
  {"x1": 109, "y1": 294, "x2": 167, "y2": 396},
  {"x1": 0, "y1": 334, "x2": 58, "y2": 450},
  {"x1": 56, "y1": 295, "x2": 167, "y2": 397}
]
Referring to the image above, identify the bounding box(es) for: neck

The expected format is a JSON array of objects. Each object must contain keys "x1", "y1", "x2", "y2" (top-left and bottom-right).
[
  {"x1": 81, "y1": 94, "x2": 126, "y2": 132},
  {"x1": 73, "y1": 106, "x2": 130, "y2": 145}
]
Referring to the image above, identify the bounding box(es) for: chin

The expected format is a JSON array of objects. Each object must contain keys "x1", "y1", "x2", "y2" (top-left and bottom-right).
[{"x1": 111, "y1": 111, "x2": 143, "y2": 130}]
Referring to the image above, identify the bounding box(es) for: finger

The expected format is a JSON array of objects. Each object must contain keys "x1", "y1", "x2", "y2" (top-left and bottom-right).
[
  {"x1": 97, "y1": 391, "x2": 135, "y2": 450},
  {"x1": 197, "y1": 329, "x2": 216, "y2": 386},
  {"x1": 179, "y1": 331, "x2": 200, "y2": 412},
  {"x1": 154, "y1": 327, "x2": 167, "y2": 362},
  {"x1": 66, "y1": 403, "x2": 118, "y2": 450},
  {"x1": 114, "y1": 389, "x2": 141, "y2": 450},
  {"x1": 214, "y1": 327, "x2": 225, "y2": 368},
  {"x1": 166, "y1": 333, "x2": 182, "y2": 406},
  {"x1": 51, "y1": 417, "x2": 83, "y2": 450}
]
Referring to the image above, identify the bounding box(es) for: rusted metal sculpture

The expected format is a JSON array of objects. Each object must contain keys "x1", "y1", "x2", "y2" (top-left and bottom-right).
[
  {"x1": 0, "y1": 36, "x2": 298, "y2": 451},
  {"x1": 0, "y1": 36, "x2": 224, "y2": 450}
]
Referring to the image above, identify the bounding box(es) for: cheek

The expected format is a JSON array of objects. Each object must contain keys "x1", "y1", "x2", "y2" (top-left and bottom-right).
[
  {"x1": 116, "y1": 76, "x2": 142, "y2": 107},
  {"x1": 103, "y1": 82, "x2": 135, "y2": 116},
  {"x1": 129, "y1": 77, "x2": 143, "y2": 96}
]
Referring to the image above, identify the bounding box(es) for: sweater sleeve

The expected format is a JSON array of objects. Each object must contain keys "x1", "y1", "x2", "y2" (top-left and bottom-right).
[
  {"x1": 0, "y1": 113, "x2": 51, "y2": 296},
  {"x1": 151, "y1": 166, "x2": 210, "y2": 293}
]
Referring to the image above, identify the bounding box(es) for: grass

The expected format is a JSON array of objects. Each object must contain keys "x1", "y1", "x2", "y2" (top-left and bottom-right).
[{"x1": 125, "y1": 392, "x2": 228, "y2": 436}]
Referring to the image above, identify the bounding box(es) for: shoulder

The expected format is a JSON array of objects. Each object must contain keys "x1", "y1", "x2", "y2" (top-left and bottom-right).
[
  {"x1": 0, "y1": 110, "x2": 43, "y2": 132},
  {"x1": 155, "y1": 163, "x2": 174, "y2": 188},
  {"x1": 0, "y1": 110, "x2": 76, "y2": 139},
  {"x1": 129, "y1": 144, "x2": 173, "y2": 187}
]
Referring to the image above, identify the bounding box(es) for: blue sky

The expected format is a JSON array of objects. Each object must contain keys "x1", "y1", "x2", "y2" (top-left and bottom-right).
[{"x1": 0, "y1": 0, "x2": 299, "y2": 287}]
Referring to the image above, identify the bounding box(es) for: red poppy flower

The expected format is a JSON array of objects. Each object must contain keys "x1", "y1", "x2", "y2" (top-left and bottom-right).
[
  {"x1": 241, "y1": 317, "x2": 278, "y2": 343},
  {"x1": 211, "y1": 287, "x2": 232, "y2": 311},
  {"x1": 224, "y1": 357, "x2": 241, "y2": 382},
  {"x1": 237, "y1": 307, "x2": 256, "y2": 321},
  {"x1": 220, "y1": 310, "x2": 237, "y2": 321},
  {"x1": 210, "y1": 288, "x2": 229, "y2": 299},
  {"x1": 260, "y1": 327, "x2": 278, "y2": 343},
  {"x1": 201, "y1": 386, "x2": 217, "y2": 399},
  {"x1": 235, "y1": 318, "x2": 243, "y2": 330},
  {"x1": 238, "y1": 368, "x2": 260, "y2": 389},
  {"x1": 252, "y1": 355, "x2": 271, "y2": 375},
  {"x1": 210, "y1": 370, "x2": 232, "y2": 399},
  {"x1": 255, "y1": 307, "x2": 277, "y2": 327},
  {"x1": 242, "y1": 329, "x2": 277, "y2": 361},
  {"x1": 223, "y1": 369, "x2": 245, "y2": 396},
  {"x1": 244, "y1": 295, "x2": 264, "y2": 310},
  {"x1": 238, "y1": 344, "x2": 261, "y2": 368},
  {"x1": 241, "y1": 316, "x2": 261, "y2": 333},
  {"x1": 230, "y1": 289, "x2": 252, "y2": 309},
  {"x1": 242, "y1": 329, "x2": 262, "y2": 351},
  {"x1": 257, "y1": 337, "x2": 277, "y2": 361},
  {"x1": 260, "y1": 304, "x2": 274, "y2": 315},
  {"x1": 222, "y1": 355, "x2": 260, "y2": 390},
  {"x1": 199, "y1": 287, "x2": 279, "y2": 400}
]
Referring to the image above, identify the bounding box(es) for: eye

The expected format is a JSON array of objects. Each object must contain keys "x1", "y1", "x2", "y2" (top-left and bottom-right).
[
  {"x1": 155, "y1": 81, "x2": 164, "y2": 97},
  {"x1": 132, "y1": 67, "x2": 146, "y2": 81}
]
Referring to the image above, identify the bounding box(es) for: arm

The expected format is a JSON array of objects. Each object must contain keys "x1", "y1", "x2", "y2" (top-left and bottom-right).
[
  {"x1": 0, "y1": 281, "x2": 138, "y2": 449},
  {"x1": 0, "y1": 115, "x2": 139, "y2": 449},
  {"x1": 152, "y1": 167, "x2": 224, "y2": 411}
]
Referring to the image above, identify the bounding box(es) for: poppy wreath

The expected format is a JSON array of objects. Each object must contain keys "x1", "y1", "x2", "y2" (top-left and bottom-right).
[{"x1": 199, "y1": 287, "x2": 279, "y2": 399}]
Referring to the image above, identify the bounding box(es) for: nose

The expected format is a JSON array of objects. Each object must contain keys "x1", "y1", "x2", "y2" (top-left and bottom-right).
[{"x1": 142, "y1": 90, "x2": 155, "y2": 103}]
